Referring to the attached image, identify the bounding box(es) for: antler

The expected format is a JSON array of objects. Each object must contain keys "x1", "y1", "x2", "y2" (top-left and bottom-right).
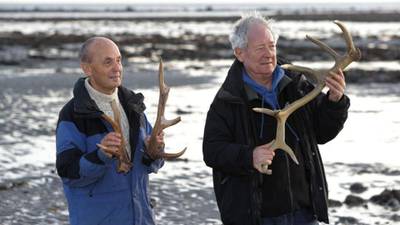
[
  {"x1": 253, "y1": 20, "x2": 361, "y2": 174},
  {"x1": 97, "y1": 113, "x2": 132, "y2": 174},
  {"x1": 146, "y1": 58, "x2": 187, "y2": 160}
]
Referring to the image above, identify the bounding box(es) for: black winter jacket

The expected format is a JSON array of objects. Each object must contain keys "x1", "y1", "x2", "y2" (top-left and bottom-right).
[{"x1": 203, "y1": 59, "x2": 350, "y2": 225}]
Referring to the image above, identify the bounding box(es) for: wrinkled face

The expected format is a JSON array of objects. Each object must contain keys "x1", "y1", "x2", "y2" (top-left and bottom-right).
[
  {"x1": 81, "y1": 40, "x2": 123, "y2": 95},
  {"x1": 235, "y1": 23, "x2": 277, "y2": 85}
]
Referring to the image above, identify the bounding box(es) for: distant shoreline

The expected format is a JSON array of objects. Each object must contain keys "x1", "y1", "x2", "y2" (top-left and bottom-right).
[{"x1": 0, "y1": 11, "x2": 399, "y2": 22}]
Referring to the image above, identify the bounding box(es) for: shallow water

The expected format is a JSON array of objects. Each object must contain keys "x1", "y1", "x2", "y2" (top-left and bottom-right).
[{"x1": 1, "y1": 19, "x2": 399, "y2": 42}]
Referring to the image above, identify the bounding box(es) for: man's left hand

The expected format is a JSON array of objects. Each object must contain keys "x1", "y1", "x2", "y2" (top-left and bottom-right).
[
  {"x1": 325, "y1": 69, "x2": 346, "y2": 102},
  {"x1": 145, "y1": 131, "x2": 165, "y2": 151}
]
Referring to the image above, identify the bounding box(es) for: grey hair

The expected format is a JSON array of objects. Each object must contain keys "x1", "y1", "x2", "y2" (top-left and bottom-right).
[
  {"x1": 229, "y1": 11, "x2": 278, "y2": 50},
  {"x1": 79, "y1": 37, "x2": 100, "y2": 63}
]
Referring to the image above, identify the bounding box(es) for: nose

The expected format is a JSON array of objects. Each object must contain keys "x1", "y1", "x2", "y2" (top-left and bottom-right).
[
  {"x1": 264, "y1": 47, "x2": 274, "y2": 57},
  {"x1": 112, "y1": 60, "x2": 122, "y2": 72}
]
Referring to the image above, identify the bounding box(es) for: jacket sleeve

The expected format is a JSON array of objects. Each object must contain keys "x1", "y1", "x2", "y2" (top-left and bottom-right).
[
  {"x1": 312, "y1": 93, "x2": 350, "y2": 144},
  {"x1": 141, "y1": 114, "x2": 165, "y2": 174},
  {"x1": 302, "y1": 76, "x2": 350, "y2": 144},
  {"x1": 56, "y1": 120, "x2": 113, "y2": 188},
  {"x1": 203, "y1": 101, "x2": 254, "y2": 175}
]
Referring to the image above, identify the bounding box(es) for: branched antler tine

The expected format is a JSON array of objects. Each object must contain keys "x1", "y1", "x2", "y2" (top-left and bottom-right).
[
  {"x1": 334, "y1": 20, "x2": 356, "y2": 52},
  {"x1": 159, "y1": 60, "x2": 169, "y2": 92},
  {"x1": 157, "y1": 58, "x2": 180, "y2": 131},
  {"x1": 157, "y1": 60, "x2": 168, "y2": 118},
  {"x1": 333, "y1": 20, "x2": 362, "y2": 65},
  {"x1": 161, "y1": 117, "x2": 181, "y2": 129},
  {"x1": 306, "y1": 35, "x2": 340, "y2": 60},
  {"x1": 146, "y1": 57, "x2": 186, "y2": 160},
  {"x1": 252, "y1": 108, "x2": 278, "y2": 117},
  {"x1": 162, "y1": 147, "x2": 187, "y2": 160}
]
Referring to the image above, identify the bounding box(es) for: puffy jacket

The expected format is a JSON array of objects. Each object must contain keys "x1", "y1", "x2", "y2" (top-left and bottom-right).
[
  {"x1": 56, "y1": 77, "x2": 163, "y2": 225},
  {"x1": 203, "y1": 59, "x2": 350, "y2": 225}
]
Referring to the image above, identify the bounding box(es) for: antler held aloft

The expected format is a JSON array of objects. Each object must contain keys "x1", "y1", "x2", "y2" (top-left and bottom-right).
[
  {"x1": 146, "y1": 58, "x2": 187, "y2": 160},
  {"x1": 253, "y1": 20, "x2": 361, "y2": 174}
]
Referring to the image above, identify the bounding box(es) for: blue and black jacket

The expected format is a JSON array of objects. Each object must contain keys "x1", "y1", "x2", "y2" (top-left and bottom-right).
[{"x1": 56, "y1": 77, "x2": 163, "y2": 225}]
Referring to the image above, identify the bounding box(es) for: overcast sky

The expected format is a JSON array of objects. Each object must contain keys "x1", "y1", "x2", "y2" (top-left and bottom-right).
[{"x1": 0, "y1": 0, "x2": 398, "y2": 4}]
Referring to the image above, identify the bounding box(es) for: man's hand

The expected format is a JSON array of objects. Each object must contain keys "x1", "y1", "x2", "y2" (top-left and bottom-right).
[
  {"x1": 155, "y1": 131, "x2": 165, "y2": 150},
  {"x1": 97, "y1": 132, "x2": 122, "y2": 158},
  {"x1": 326, "y1": 69, "x2": 346, "y2": 102},
  {"x1": 253, "y1": 142, "x2": 275, "y2": 174},
  {"x1": 145, "y1": 131, "x2": 165, "y2": 159}
]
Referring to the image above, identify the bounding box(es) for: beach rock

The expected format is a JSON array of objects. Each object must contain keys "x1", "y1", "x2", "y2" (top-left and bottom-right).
[
  {"x1": 387, "y1": 198, "x2": 400, "y2": 211},
  {"x1": 336, "y1": 216, "x2": 358, "y2": 225},
  {"x1": 381, "y1": 168, "x2": 400, "y2": 176},
  {"x1": 176, "y1": 108, "x2": 192, "y2": 115},
  {"x1": 349, "y1": 182, "x2": 368, "y2": 194},
  {"x1": 0, "y1": 179, "x2": 27, "y2": 191},
  {"x1": 328, "y1": 199, "x2": 342, "y2": 208},
  {"x1": 345, "y1": 163, "x2": 400, "y2": 175},
  {"x1": 0, "y1": 182, "x2": 13, "y2": 191},
  {"x1": 392, "y1": 214, "x2": 400, "y2": 222},
  {"x1": 344, "y1": 195, "x2": 365, "y2": 207},
  {"x1": 370, "y1": 189, "x2": 400, "y2": 210}
]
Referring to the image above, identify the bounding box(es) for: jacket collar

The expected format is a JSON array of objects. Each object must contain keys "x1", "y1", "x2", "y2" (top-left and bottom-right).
[
  {"x1": 73, "y1": 77, "x2": 145, "y2": 117},
  {"x1": 217, "y1": 59, "x2": 292, "y2": 103},
  {"x1": 245, "y1": 75, "x2": 292, "y2": 101}
]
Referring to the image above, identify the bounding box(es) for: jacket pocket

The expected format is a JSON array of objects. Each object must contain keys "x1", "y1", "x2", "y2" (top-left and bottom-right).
[{"x1": 217, "y1": 175, "x2": 252, "y2": 225}]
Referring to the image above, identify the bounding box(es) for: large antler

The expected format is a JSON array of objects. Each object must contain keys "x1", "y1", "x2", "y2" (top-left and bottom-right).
[
  {"x1": 146, "y1": 58, "x2": 187, "y2": 160},
  {"x1": 253, "y1": 20, "x2": 361, "y2": 174},
  {"x1": 97, "y1": 110, "x2": 132, "y2": 174}
]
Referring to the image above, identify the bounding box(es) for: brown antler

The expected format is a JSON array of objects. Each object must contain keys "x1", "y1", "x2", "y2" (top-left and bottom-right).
[
  {"x1": 146, "y1": 58, "x2": 187, "y2": 160},
  {"x1": 253, "y1": 20, "x2": 361, "y2": 174},
  {"x1": 97, "y1": 113, "x2": 132, "y2": 174}
]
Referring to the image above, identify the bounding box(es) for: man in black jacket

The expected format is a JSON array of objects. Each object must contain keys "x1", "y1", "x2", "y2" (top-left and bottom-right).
[{"x1": 203, "y1": 13, "x2": 350, "y2": 225}]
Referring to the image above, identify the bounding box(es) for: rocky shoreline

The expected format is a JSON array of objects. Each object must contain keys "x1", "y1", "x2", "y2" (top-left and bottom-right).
[
  {"x1": 1, "y1": 32, "x2": 398, "y2": 62},
  {"x1": 1, "y1": 31, "x2": 399, "y2": 84},
  {"x1": 1, "y1": 10, "x2": 399, "y2": 85}
]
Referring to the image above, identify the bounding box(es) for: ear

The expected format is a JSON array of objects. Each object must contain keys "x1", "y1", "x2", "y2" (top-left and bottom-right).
[
  {"x1": 80, "y1": 63, "x2": 92, "y2": 77},
  {"x1": 234, "y1": 48, "x2": 245, "y2": 62}
]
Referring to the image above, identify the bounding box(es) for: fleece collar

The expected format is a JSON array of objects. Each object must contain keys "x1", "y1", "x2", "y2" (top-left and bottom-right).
[{"x1": 243, "y1": 65, "x2": 287, "y2": 109}]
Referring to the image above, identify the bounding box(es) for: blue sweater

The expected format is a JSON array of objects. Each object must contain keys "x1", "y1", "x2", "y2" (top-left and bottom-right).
[
  {"x1": 242, "y1": 65, "x2": 284, "y2": 110},
  {"x1": 243, "y1": 66, "x2": 284, "y2": 138}
]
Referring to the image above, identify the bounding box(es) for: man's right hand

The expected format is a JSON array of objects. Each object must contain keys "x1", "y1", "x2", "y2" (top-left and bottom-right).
[
  {"x1": 253, "y1": 142, "x2": 275, "y2": 174},
  {"x1": 97, "y1": 132, "x2": 122, "y2": 158}
]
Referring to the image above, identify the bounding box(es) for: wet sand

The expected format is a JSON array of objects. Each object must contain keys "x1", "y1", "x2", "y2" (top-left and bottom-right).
[{"x1": 0, "y1": 161, "x2": 399, "y2": 225}]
